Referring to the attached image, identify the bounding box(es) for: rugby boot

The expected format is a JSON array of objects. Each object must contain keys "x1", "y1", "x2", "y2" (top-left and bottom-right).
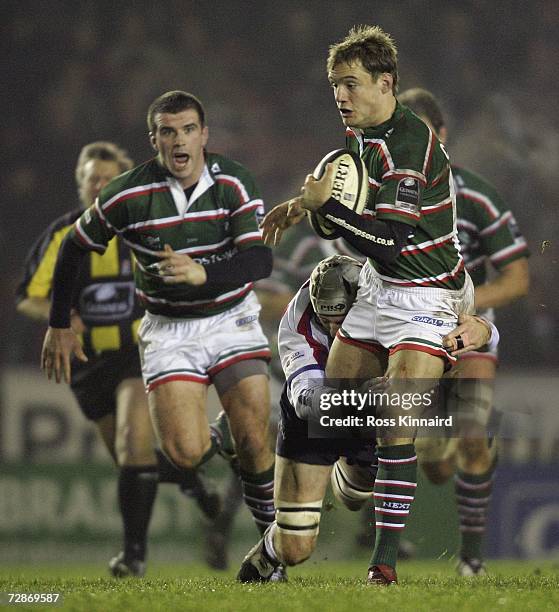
[
  {"x1": 210, "y1": 410, "x2": 237, "y2": 462},
  {"x1": 180, "y1": 469, "x2": 222, "y2": 520},
  {"x1": 457, "y1": 557, "x2": 487, "y2": 577},
  {"x1": 108, "y1": 551, "x2": 146, "y2": 578},
  {"x1": 367, "y1": 564, "x2": 398, "y2": 585},
  {"x1": 270, "y1": 564, "x2": 288, "y2": 582},
  {"x1": 237, "y1": 537, "x2": 279, "y2": 582}
]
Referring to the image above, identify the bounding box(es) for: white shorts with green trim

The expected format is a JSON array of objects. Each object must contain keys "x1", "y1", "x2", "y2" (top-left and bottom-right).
[
  {"x1": 138, "y1": 291, "x2": 271, "y2": 392},
  {"x1": 338, "y1": 261, "x2": 475, "y2": 365}
]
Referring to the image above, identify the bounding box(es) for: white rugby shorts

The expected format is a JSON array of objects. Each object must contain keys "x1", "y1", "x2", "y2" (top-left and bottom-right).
[
  {"x1": 338, "y1": 261, "x2": 475, "y2": 365},
  {"x1": 138, "y1": 292, "x2": 271, "y2": 391}
]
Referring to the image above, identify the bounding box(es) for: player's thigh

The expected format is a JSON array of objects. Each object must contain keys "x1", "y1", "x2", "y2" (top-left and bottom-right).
[
  {"x1": 275, "y1": 455, "x2": 332, "y2": 503},
  {"x1": 387, "y1": 349, "x2": 445, "y2": 379},
  {"x1": 114, "y1": 377, "x2": 156, "y2": 466},
  {"x1": 447, "y1": 355, "x2": 497, "y2": 380},
  {"x1": 217, "y1": 372, "x2": 271, "y2": 435},
  {"x1": 378, "y1": 350, "x2": 445, "y2": 445},
  {"x1": 148, "y1": 380, "x2": 209, "y2": 456},
  {"x1": 326, "y1": 337, "x2": 386, "y2": 379}
]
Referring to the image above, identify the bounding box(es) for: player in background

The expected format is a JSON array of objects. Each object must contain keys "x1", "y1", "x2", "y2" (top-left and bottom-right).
[
  {"x1": 39, "y1": 91, "x2": 280, "y2": 574},
  {"x1": 397, "y1": 88, "x2": 530, "y2": 576},
  {"x1": 238, "y1": 255, "x2": 498, "y2": 582},
  {"x1": 17, "y1": 141, "x2": 230, "y2": 576},
  {"x1": 261, "y1": 25, "x2": 476, "y2": 584}
]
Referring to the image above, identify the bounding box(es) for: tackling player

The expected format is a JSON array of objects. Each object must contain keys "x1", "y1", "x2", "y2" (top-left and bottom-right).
[
  {"x1": 40, "y1": 92, "x2": 279, "y2": 555},
  {"x1": 238, "y1": 255, "x2": 498, "y2": 582},
  {"x1": 261, "y1": 25, "x2": 475, "y2": 584},
  {"x1": 398, "y1": 87, "x2": 530, "y2": 576}
]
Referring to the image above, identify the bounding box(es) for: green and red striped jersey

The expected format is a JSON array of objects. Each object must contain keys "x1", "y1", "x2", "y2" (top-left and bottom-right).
[
  {"x1": 70, "y1": 153, "x2": 266, "y2": 318},
  {"x1": 346, "y1": 102, "x2": 464, "y2": 289},
  {"x1": 453, "y1": 165, "x2": 529, "y2": 286}
]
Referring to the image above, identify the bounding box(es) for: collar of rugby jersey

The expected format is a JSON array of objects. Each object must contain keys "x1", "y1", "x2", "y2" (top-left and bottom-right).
[
  {"x1": 166, "y1": 163, "x2": 214, "y2": 217},
  {"x1": 359, "y1": 100, "x2": 405, "y2": 139}
]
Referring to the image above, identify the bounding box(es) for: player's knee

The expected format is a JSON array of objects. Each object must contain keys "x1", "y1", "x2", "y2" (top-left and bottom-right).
[
  {"x1": 457, "y1": 438, "x2": 491, "y2": 470},
  {"x1": 161, "y1": 440, "x2": 205, "y2": 470},
  {"x1": 331, "y1": 460, "x2": 374, "y2": 511},
  {"x1": 275, "y1": 500, "x2": 322, "y2": 566}
]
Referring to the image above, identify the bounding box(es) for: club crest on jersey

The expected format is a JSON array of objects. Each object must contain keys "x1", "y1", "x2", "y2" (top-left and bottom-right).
[{"x1": 395, "y1": 177, "x2": 420, "y2": 215}]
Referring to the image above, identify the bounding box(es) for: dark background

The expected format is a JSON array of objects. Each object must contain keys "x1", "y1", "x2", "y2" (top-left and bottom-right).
[{"x1": 3, "y1": 0, "x2": 558, "y2": 367}]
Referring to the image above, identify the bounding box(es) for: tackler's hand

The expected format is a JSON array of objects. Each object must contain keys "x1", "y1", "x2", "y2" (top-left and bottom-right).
[{"x1": 443, "y1": 313, "x2": 492, "y2": 356}]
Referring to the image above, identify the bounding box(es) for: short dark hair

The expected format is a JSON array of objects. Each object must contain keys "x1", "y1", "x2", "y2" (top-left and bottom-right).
[
  {"x1": 327, "y1": 25, "x2": 399, "y2": 93},
  {"x1": 147, "y1": 90, "x2": 205, "y2": 133},
  {"x1": 398, "y1": 88, "x2": 445, "y2": 133},
  {"x1": 75, "y1": 141, "x2": 133, "y2": 187}
]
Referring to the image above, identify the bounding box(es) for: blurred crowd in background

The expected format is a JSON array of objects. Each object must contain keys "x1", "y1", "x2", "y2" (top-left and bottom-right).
[{"x1": 3, "y1": 0, "x2": 558, "y2": 367}]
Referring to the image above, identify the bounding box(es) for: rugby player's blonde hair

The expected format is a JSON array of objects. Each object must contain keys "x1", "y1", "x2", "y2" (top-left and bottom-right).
[
  {"x1": 75, "y1": 141, "x2": 133, "y2": 188},
  {"x1": 327, "y1": 25, "x2": 399, "y2": 93}
]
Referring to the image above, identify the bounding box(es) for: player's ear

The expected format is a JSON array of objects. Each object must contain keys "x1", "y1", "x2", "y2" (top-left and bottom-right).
[
  {"x1": 149, "y1": 131, "x2": 157, "y2": 151},
  {"x1": 201, "y1": 125, "x2": 209, "y2": 147},
  {"x1": 379, "y1": 73, "x2": 393, "y2": 94}
]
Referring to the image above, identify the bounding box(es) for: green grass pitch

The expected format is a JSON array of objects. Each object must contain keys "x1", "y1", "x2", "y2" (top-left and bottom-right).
[{"x1": 1, "y1": 560, "x2": 558, "y2": 611}]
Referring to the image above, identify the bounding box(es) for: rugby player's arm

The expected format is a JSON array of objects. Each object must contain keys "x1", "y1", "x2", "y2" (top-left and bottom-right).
[
  {"x1": 319, "y1": 198, "x2": 410, "y2": 263},
  {"x1": 204, "y1": 245, "x2": 273, "y2": 287},
  {"x1": 474, "y1": 258, "x2": 530, "y2": 310},
  {"x1": 291, "y1": 375, "x2": 340, "y2": 422},
  {"x1": 42, "y1": 236, "x2": 89, "y2": 383}
]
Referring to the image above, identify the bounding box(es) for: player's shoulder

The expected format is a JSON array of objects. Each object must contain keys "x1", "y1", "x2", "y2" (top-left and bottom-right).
[
  {"x1": 207, "y1": 152, "x2": 255, "y2": 182},
  {"x1": 38, "y1": 207, "x2": 83, "y2": 242},
  {"x1": 452, "y1": 164, "x2": 499, "y2": 195},
  {"x1": 389, "y1": 103, "x2": 443, "y2": 167},
  {"x1": 282, "y1": 282, "x2": 311, "y2": 329},
  {"x1": 99, "y1": 158, "x2": 165, "y2": 202}
]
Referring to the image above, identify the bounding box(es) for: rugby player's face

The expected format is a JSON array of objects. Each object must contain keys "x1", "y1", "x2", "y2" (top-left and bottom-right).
[
  {"x1": 329, "y1": 60, "x2": 393, "y2": 129},
  {"x1": 317, "y1": 314, "x2": 346, "y2": 339},
  {"x1": 79, "y1": 159, "x2": 121, "y2": 208},
  {"x1": 151, "y1": 109, "x2": 209, "y2": 188}
]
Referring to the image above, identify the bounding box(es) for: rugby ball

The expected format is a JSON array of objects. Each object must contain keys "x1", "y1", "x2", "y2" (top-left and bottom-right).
[{"x1": 308, "y1": 149, "x2": 368, "y2": 240}]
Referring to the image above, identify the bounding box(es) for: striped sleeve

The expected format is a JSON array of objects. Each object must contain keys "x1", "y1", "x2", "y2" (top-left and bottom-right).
[
  {"x1": 372, "y1": 131, "x2": 433, "y2": 227},
  {"x1": 466, "y1": 187, "x2": 530, "y2": 268},
  {"x1": 217, "y1": 167, "x2": 265, "y2": 251},
  {"x1": 69, "y1": 201, "x2": 115, "y2": 254}
]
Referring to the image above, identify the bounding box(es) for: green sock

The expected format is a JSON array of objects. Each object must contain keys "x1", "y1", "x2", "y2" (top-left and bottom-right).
[
  {"x1": 455, "y1": 463, "x2": 495, "y2": 560},
  {"x1": 370, "y1": 444, "x2": 417, "y2": 569}
]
